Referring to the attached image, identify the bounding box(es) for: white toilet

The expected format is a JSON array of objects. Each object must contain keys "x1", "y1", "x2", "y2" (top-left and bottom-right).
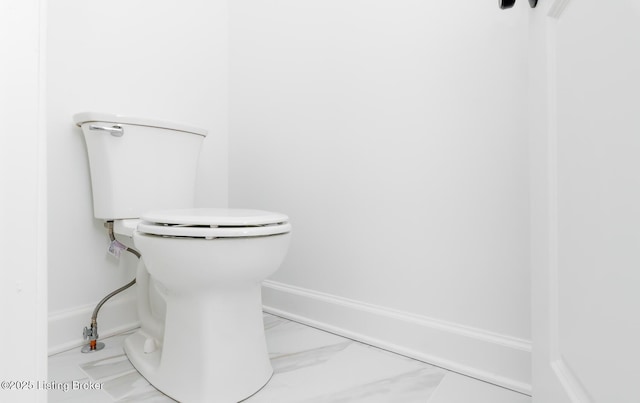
[{"x1": 74, "y1": 112, "x2": 291, "y2": 402}]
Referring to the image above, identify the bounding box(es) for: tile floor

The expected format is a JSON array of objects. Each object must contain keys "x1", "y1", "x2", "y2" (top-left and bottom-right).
[{"x1": 48, "y1": 313, "x2": 530, "y2": 403}]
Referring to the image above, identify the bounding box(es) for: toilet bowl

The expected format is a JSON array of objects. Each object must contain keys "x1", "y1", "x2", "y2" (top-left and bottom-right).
[
  {"x1": 125, "y1": 208, "x2": 291, "y2": 402},
  {"x1": 74, "y1": 112, "x2": 292, "y2": 402}
]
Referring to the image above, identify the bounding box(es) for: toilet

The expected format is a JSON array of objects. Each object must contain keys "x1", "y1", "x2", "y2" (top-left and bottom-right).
[{"x1": 74, "y1": 112, "x2": 291, "y2": 402}]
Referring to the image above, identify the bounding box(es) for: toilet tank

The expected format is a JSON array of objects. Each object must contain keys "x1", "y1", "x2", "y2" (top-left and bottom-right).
[{"x1": 74, "y1": 112, "x2": 207, "y2": 220}]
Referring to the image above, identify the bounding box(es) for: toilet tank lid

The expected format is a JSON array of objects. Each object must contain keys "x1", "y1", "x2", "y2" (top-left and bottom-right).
[{"x1": 73, "y1": 112, "x2": 207, "y2": 137}]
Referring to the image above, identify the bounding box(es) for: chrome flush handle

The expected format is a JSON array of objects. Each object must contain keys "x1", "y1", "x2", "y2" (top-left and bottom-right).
[{"x1": 89, "y1": 124, "x2": 124, "y2": 137}]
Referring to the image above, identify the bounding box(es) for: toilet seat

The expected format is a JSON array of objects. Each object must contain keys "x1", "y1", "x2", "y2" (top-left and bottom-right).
[{"x1": 136, "y1": 208, "x2": 291, "y2": 238}]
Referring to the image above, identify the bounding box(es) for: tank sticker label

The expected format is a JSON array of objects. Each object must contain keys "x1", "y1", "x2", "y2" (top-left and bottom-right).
[{"x1": 107, "y1": 239, "x2": 127, "y2": 259}]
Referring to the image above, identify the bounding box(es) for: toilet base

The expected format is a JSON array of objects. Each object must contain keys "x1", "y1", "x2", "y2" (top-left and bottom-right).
[{"x1": 124, "y1": 284, "x2": 273, "y2": 402}]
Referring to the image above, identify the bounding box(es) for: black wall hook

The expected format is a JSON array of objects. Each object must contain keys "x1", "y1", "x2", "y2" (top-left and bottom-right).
[{"x1": 499, "y1": 0, "x2": 537, "y2": 9}]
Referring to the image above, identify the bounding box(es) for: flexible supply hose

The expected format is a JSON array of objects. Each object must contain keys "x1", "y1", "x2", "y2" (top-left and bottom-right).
[
  {"x1": 83, "y1": 221, "x2": 141, "y2": 352},
  {"x1": 90, "y1": 222, "x2": 140, "y2": 321},
  {"x1": 89, "y1": 280, "x2": 136, "y2": 323}
]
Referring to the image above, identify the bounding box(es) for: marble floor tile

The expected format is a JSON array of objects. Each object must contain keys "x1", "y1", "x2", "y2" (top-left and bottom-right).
[
  {"x1": 48, "y1": 380, "x2": 114, "y2": 403},
  {"x1": 48, "y1": 313, "x2": 529, "y2": 403},
  {"x1": 79, "y1": 354, "x2": 136, "y2": 382},
  {"x1": 99, "y1": 370, "x2": 164, "y2": 401},
  {"x1": 245, "y1": 339, "x2": 446, "y2": 403},
  {"x1": 48, "y1": 331, "x2": 171, "y2": 402},
  {"x1": 427, "y1": 372, "x2": 531, "y2": 403},
  {"x1": 118, "y1": 385, "x2": 178, "y2": 403},
  {"x1": 301, "y1": 367, "x2": 446, "y2": 403}
]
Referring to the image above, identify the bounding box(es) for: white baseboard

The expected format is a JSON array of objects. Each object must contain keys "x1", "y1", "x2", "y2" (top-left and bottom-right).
[
  {"x1": 48, "y1": 293, "x2": 140, "y2": 356},
  {"x1": 262, "y1": 280, "x2": 532, "y2": 395}
]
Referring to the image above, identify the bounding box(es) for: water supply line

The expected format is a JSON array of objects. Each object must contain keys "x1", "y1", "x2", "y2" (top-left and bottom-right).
[{"x1": 81, "y1": 221, "x2": 141, "y2": 353}]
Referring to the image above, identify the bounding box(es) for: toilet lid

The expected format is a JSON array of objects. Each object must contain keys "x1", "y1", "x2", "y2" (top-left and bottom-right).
[{"x1": 136, "y1": 208, "x2": 291, "y2": 238}]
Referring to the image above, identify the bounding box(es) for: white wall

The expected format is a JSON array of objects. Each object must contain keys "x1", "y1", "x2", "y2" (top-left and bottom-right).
[
  {"x1": 0, "y1": 0, "x2": 47, "y2": 400},
  {"x1": 47, "y1": 0, "x2": 228, "y2": 353},
  {"x1": 44, "y1": 0, "x2": 533, "y2": 391},
  {"x1": 229, "y1": 0, "x2": 531, "y2": 392}
]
